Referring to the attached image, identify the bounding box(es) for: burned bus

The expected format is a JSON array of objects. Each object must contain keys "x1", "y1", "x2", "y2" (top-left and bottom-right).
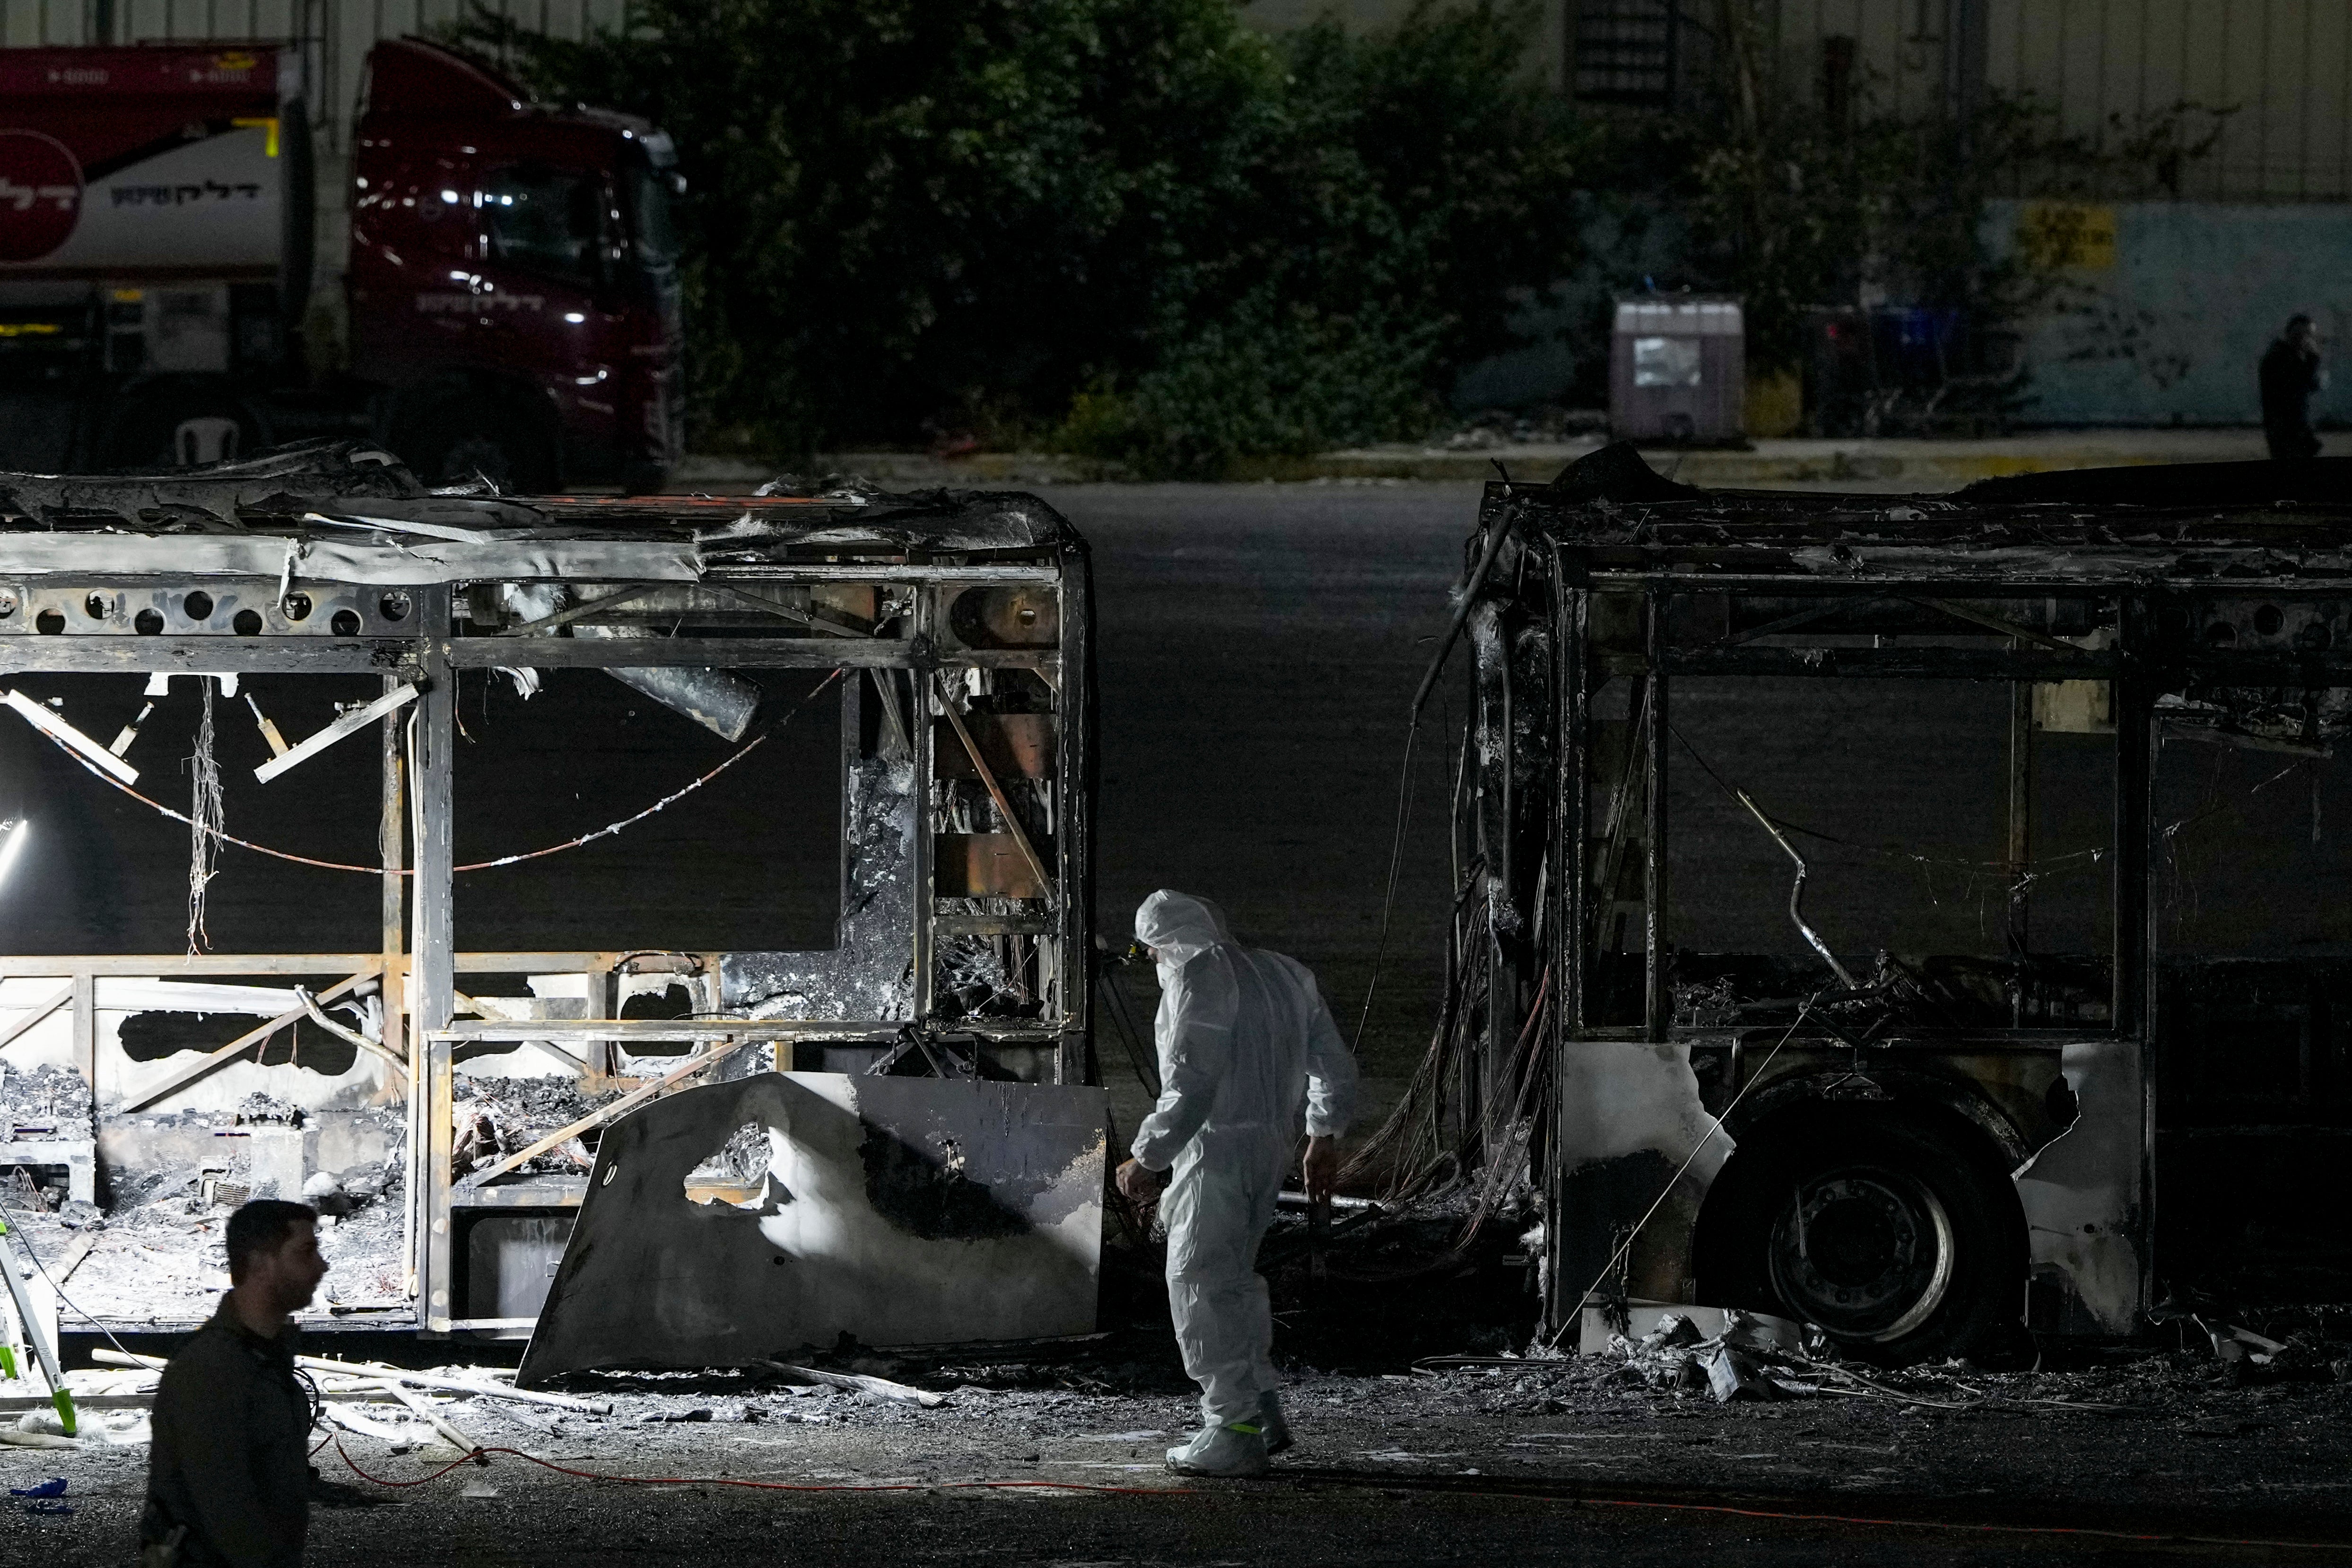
[
  {"x1": 1449, "y1": 444, "x2": 2352, "y2": 1362},
  {"x1": 0, "y1": 444, "x2": 1100, "y2": 1374}
]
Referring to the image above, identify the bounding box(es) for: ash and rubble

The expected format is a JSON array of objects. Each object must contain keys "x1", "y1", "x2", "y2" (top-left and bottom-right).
[
  {"x1": 0, "y1": 1064, "x2": 94, "y2": 1147},
  {"x1": 453, "y1": 1077, "x2": 627, "y2": 1178},
  {"x1": 0, "y1": 1090, "x2": 411, "y2": 1322},
  {"x1": 10, "y1": 1179, "x2": 2352, "y2": 1553},
  {"x1": 0, "y1": 1061, "x2": 625, "y2": 1325}
]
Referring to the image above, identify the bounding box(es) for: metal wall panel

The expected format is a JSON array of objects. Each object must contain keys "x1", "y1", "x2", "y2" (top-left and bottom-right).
[
  {"x1": 1756, "y1": 1, "x2": 2352, "y2": 202},
  {"x1": 1980, "y1": 0, "x2": 2352, "y2": 200},
  {"x1": 1985, "y1": 196, "x2": 2352, "y2": 424}
]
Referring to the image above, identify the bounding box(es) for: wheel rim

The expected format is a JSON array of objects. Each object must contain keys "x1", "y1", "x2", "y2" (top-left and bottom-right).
[{"x1": 1766, "y1": 1167, "x2": 1954, "y2": 1342}]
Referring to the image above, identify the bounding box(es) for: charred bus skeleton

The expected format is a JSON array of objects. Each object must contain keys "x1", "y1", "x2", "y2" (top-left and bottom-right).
[
  {"x1": 1450, "y1": 446, "x2": 2352, "y2": 1362},
  {"x1": 0, "y1": 444, "x2": 1101, "y2": 1365}
]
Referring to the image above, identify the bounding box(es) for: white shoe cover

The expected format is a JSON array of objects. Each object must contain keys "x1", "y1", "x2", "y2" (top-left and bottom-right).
[
  {"x1": 1259, "y1": 1390, "x2": 1292, "y2": 1456},
  {"x1": 1165, "y1": 1421, "x2": 1271, "y2": 1478}
]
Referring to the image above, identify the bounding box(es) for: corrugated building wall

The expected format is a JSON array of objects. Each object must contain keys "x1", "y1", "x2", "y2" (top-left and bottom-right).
[
  {"x1": 1759, "y1": 0, "x2": 2352, "y2": 203},
  {"x1": 1248, "y1": 1, "x2": 2352, "y2": 202},
  {"x1": 1260, "y1": 2, "x2": 2352, "y2": 422},
  {"x1": 1757, "y1": 2, "x2": 2352, "y2": 421}
]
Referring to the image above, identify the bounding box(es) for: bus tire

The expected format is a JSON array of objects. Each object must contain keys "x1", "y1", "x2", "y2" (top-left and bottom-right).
[{"x1": 1696, "y1": 1110, "x2": 2022, "y2": 1366}]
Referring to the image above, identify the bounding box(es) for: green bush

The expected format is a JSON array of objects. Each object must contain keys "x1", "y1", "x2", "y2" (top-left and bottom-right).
[{"x1": 452, "y1": 0, "x2": 1590, "y2": 471}]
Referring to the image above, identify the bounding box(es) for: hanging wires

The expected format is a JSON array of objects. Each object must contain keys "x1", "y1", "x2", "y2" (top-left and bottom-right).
[
  {"x1": 186, "y1": 679, "x2": 223, "y2": 953},
  {"x1": 1350, "y1": 508, "x2": 1515, "y2": 1051},
  {"x1": 37, "y1": 668, "x2": 844, "y2": 877}
]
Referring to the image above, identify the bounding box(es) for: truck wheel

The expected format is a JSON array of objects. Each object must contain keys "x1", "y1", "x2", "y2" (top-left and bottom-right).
[
  {"x1": 1697, "y1": 1112, "x2": 2021, "y2": 1366},
  {"x1": 405, "y1": 397, "x2": 554, "y2": 494}
]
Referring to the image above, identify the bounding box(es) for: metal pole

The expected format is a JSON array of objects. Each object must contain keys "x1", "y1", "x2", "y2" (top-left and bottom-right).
[
  {"x1": 1644, "y1": 593, "x2": 1669, "y2": 1041},
  {"x1": 2007, "y1": 653, "x2": 2034, "y2": 965},
  {"x1": 411, "y1": 591, "x2": 456, "y2": 1331},
  {"x1": 381, "y1": 676, "x2": 406, "y2": 1081},
  {"x1": 1554, "y1": 574, "x2": 1588, "y2": 1334},
  {"x1": 1055, "y1": 550, "x2": 1093, "y2": 1087},
  {"x1": 2119, "y1": 592, "x2": 2159, "y2": 1322},
  {"x1": 910, "y1": 597, "x2": 936, "y2": 1028},
  {"x1": 70, "y1": 971, "x2": 95, "y2": 1126},
  {"x1": 382, "y1": 674, "x2": 414, "y2": 1300}
]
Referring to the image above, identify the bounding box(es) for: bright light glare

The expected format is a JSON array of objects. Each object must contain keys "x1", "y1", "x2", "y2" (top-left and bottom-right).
[{"x1": 0, "y1": 819, "x2": 32, "y2": 891}]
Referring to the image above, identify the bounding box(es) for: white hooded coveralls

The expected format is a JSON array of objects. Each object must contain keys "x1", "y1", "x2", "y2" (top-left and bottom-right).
[{"x1": 1130, "y1": 890, "x2": 1358, "y2": 1428}]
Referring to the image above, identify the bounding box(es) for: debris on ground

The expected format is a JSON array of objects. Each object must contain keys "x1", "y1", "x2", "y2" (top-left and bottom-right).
[{"x1": 0, "y1": 1109, "x2": 409, "y2": 1324}]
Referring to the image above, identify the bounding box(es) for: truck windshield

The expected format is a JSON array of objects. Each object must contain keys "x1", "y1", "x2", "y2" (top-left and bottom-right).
[
  {"x1": 483, "y1": 165, "x2": 602, "y2": 287},
  {"x1": 626, "y1": 161, "x2": 679, "y2": 273}
]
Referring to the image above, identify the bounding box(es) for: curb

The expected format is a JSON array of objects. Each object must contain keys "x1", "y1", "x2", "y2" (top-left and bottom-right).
[{"x1": 671, "y1": 431, "x2": 2278, "y2": 492}]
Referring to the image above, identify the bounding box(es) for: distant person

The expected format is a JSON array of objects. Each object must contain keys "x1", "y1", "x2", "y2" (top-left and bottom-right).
[
  {"x1": 142, "y1": 1200, "x2": 326, "y2": 1567},
  {"x1": 2261, "y1": 314, "x2": 2323, "y2": 459},
  {"x1": 1115, "y1": 890, "x2": 1357, "y2": 1478}
]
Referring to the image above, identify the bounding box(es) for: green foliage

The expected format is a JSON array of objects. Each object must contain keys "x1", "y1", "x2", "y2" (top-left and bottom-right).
[
  {"x1": 1073, "y1": 294, "x2": 1446, "y2": 474},
  {"x1": 1650, "y1": 9, "x2": 2230, "y2": 376},
  {"x1": 452, "y1": 0, "x2": 1590, "y2": 471}
]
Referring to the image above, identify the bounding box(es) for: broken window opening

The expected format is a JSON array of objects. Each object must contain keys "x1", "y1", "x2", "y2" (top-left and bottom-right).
[
  {"x1": 453, "y1": 667, "x2": 839, "y2": 954},
  {"x1": 933, "y1": 932, "x2": 1046, "y2": 1022},
  {"x1": 1660, "y1": 676, "x2": 2116, "y2": 1030},
  {"x1": 617, "y1": 979, "x2": 695, "y2": 1021},
  {"x1": 3, "y1": 673, "x2": 391, "y2": 956},
  {"x1": 117, "y1": 1008, "x2": 360, "y2": 1077},
  {"x1": 2152, "y1": 741, "x2": 2352, "y2": 959},
  {"x1": 682, "y1": 1119, "x2": 775, "y2": 1208}
]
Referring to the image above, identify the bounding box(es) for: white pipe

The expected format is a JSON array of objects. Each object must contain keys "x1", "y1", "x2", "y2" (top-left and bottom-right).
[{"x1": 2, "y1": 690, "x2": 135, "y2": 784}]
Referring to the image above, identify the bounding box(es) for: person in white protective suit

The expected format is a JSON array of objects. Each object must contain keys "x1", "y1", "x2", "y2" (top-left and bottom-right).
[{"x1": 1114, "y1": 890, "x2": 1358, "y2": 1478}]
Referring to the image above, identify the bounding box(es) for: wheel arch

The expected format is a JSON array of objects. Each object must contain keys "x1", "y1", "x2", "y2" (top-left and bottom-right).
[{"x1": 1724, "y1": 1065, "x2": 2037, "y2": 1171}]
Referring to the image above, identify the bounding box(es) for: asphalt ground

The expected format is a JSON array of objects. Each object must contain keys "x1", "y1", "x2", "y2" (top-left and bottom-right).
[
  {"x1": 9, "y1": 1342, "x2": 2352, "y2": 1566},
  {"x1": 1053, "y1": 481, "x2": 1480, "y2": 1149}
]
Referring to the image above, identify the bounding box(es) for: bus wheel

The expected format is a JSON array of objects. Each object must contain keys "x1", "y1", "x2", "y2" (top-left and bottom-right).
[{"x1": 1703, "y1": 1114, "x2": 2021, "y2": 1365}]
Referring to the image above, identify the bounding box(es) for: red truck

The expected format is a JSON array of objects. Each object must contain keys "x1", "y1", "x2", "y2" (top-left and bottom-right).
[{"x1": 0, "y1": 38, "x2": 681, "y2": 490}]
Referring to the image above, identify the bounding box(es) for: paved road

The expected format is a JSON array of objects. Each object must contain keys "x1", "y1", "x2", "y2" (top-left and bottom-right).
[{"x1": 1050, "y1": 481, "x2": 1481, "y2": 1084}]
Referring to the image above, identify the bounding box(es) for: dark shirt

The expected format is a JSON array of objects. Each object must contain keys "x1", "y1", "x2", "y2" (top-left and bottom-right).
[
  {"x1": 143, "y1": 1295, "x2": 313, "y2": 1568},
  {"x1": 2261, "y1": 337, "x2": 2322, "y2": 458}
]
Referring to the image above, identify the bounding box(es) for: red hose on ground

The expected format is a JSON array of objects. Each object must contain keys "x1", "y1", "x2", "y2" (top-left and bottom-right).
[
  {"x1": 332, "y1": 1438, "x2": 1193, "y2": 1498},
  {"x1": 330, "y1": 1439, "x2": 2352, "y2": 1548}
]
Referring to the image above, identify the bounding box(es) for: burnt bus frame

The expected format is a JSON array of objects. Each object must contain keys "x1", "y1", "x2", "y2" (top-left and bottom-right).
[
  {"x1": 1474, "y1": 462, "x2": 2352, "y2": 1347},
  {"x1": 0, "y1": 486, "x2": 1093, "y2": 1339}
]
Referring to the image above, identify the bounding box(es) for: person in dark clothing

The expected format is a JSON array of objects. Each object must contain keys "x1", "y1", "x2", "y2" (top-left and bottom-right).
[
  {"x1": 141, "y1": 1199, "x2": 326, "y2": 1568},
  {"x1": 2261, "y1": 314, "x2": 2324, "y2": 459}
]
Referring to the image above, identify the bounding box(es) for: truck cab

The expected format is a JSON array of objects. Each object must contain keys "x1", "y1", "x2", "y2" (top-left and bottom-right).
[
  {"x1": 349, "y1": 40, "x2": 682, "y2": 493},
  {"x1": 0, "y1": 38, "x2": 681, "y2": 491}
]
